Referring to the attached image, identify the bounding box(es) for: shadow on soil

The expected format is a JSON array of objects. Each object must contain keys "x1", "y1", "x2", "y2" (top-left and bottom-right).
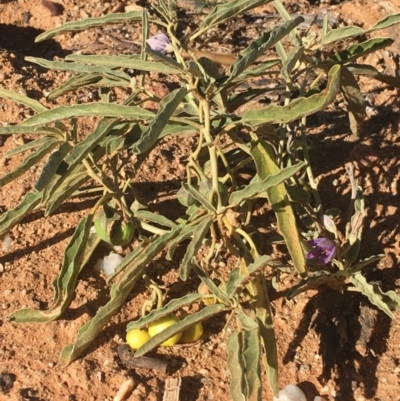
[
  {"x1": 0, "y1": 24, "x2": 64, "y2": 59},
  {"x1": 283, "y1": 288, "x2": 392, "y2": 401}
]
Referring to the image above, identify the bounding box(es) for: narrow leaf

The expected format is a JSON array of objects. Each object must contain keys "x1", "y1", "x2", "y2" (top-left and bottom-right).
[
  {"x1": 0, "y1": 88, "x2": 48, "y2": 113},
  {"x1": 10, "y1": 215, "x2": 93, "y2": 322},
  {"x1": 347, "y1": 63, "x2": 400, "y2": 87},
  {"x1": 199, "y1": 0, "x2": 272, "y2": 32},
  {"x1": 0, "y1": 192, "x2": 42, "y2": 236},
  {"x1": 179, "y1": 216, "x2": 213, "y2": 281},
  {"x1": 134, "y1": 303, "x2": 229, "y2": 357},
  {"x1": 250, "y1": 136, "x2": 307, "y2": 275},
  {"x1": 134, "y1": 210, "x2": 177, "y2": 228},
  {"x1": 35, "y1": 11, "x2": 143, "y2": 42},
  {"x1": 21, "y1": 103, "x2": 154, "y2": 126},
  {"x1": 227, "y1": 332, "x2": 246, "y2": 401},
  {"x1": 340, "y1": 66, "x2": 365, "y2": 136},
  {"x1": 66, "y1": 54, "x2": 184, "y2": 75},
  {"x1": 225, "y1": 18, "x2": 303, "y2": 86},
  {"x1": 351, "y1": 272, "x2": 397, "y2": 318},
  {"x1": 126, "y1": 294, "x2": 203, "y2": 331},
  {"x1": 60, "y1": 228, "x2": 179, "y2": 363},
  {"x1": 247, "y1": 275, "x2": 279, "y2": 396},
  {"x1": 35, "y1": 142, "x2": 72, "y2": 192},
  {"x1": 26, "y1": 56, "x2": 132, "y2": 80},
  {"x1": 243, "y1": 325, "x2": 262, "y2": 401},
  {"x1": 0, "y1": 138, "x2": 60, "y2": 187},
  {"x1": 5, "y1": 136, "x2": 52, "y2": 158},
  {"x1": 229, "y1": 161, "x2": 304, "y2": 205},
  {"x1": 242, "y1": 64, "x2": 341, "y2": 126},
  {"x1": 131, "y1": 88, "x2": 187, "y2": 154},
  {"x1": 328, "y1": 37, "x2": 393, "y2": 63}
]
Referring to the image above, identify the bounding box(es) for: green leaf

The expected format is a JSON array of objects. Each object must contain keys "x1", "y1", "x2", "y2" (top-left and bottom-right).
[
  {"x1": 0, "y1": 88, "x2": 48, "y2": 113},
  {"x1": 145, "y1": 47, "x2": 187, "y2": 72},
  {"x1": 34, "y1": 142, "x2": 72, "y2": 192},
  {"x1": 229, "y1": 161, "x2": 304, "y2": 205},
  {"x1": 134, "y1": 210, "x2": 177, "y2": 228},
  {"x1": 21, "y1": 103, "x2": 154, "y2": 126},
  {"x1": 282, "y1": 45, "x2": 305, "y2": 80},
  {"x1": 193, "y1": 263, "x2": 232, "y2": 305},
  {"x1": 243, "y1": 324, "x2": 262, "y2": 401},
  {"x1": 322, "y1": 13, "x2": 400, "y2": 45},
  {"x1": 60, "y1": 228, "x2": 180, "y2": 364},
  {"x1": 370, "y1": 12, "x2": 400, "y2": 32},
  {"x1": 5, "y1": 136, "x2": 53, "y2": 158},
  {"x1": 340, "y1": 66, "x2": 365, "y2": 136},
  {"x1": 47, "y1": 72, "x2": 131, "y2": 100},
  {"x1": 10, "y1": 215, "x2": 93, "y2": 322},
  {"x1": 26, "y1": 56, "x2": 132, "y2": 80},
  {"x1": 250, "y1": 136, "x2": 307, "y2": 276},
  {"x1": 227, "y1": 332, "x2": 246, "y2": 401},
  {"x1": 0, "y1": 191, "x2": 42, "y2": 236},
  {"x1": 347, "y1": 63, "x2": 400, "y2": 87},
  {"x1": 321, "y1": 26, "x2": 365, "y2": 46},
  {"x1": 247, "y1": 275, "x2": 279, "y2": 396},
  {"x1": 134, "y1": 303, "x2": 229, "y2": 357},
  {"x1": 182, "y1": 182, "x2": 216, "y2": 212},
  {"x1": 242, "y1": 64, "x2": 341, "y2": 126},
  {"x1": 179, "y1": 216, "x2": 213, "y2": 281},
  {"x1": 286, "y1": 270, "x2": 333, "y2": 299},
  {"x1": 0, "y1": 125, "x2": 62, "y2": 137},
  {"x1": 224, "y1": 18, "x2": 303, "y2": 87},
  {"x1": 66, "y1": 54, "x2": 184, "y2": 75},
  {"x1": 350, "y1": 254, "x2": 384, "y2": 274},
  {"x1": 131, "y1": 87, "x2": 187, "y2": 154},
  {"x1": 0, "y1": 137, "x2": 60, "y2": 187},
  {"x1": 126, "y1": 293, "x2": 203, "y2": 331},
  {"x1": 328, "y1": 37, "x2": 394, "y2": 63},
  {"x1": 64, "y1": 119, "x2": 120, "y2": 169},
  {"x1": 350, "y1": 272, "x2": 400, "y2": 318},
  {"x1": 199, "y1": 0, "x2": 272, "y2": 33},
  {"x1": 226, "y1": 255, "x2": 273, "y2": 297},
  {"x1": 237, "y1": 307, "x2": 258, "y2": 331},
  {"x1": 166, "y1": 223, "x2": 197, "y2": 261},
  {"x1": 35, "y1": 11, "x2": 143, "y2": 42}
]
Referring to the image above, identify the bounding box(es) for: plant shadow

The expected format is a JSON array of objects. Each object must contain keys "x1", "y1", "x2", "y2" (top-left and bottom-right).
[{"x1": 283, "y1": 287, "x2": 392, "y2": 401}]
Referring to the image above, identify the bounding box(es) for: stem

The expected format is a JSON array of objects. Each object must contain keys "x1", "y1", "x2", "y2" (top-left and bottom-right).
[
  {"x1": 300, "y1": 117, "x2": 323, "y2": 216},
  {"x1": 200, "y1": 98, "x2": 221, "y2": 209}
]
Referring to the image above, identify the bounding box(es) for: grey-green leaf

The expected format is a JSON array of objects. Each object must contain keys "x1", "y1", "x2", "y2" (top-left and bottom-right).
[
  {"x1": 60, "y1": 228, "x2": 180, "y2": 363},
  {"x1": 126, "y1": 293, "x2": 204, "y2": 331},
  {"x1": 10, "y1": 215, "x2": 93, "y2": 323},
  {"x1": 135, "y1": 303, "x2": 229, "y2": 357},
  {"x1": 0, "y1": 192, "x2": 42, "y2": 236},
  {"x1": 66, "y1": 54, "x2": 184, "y2": 75},
  {"x1": 131, "y1": 88, "x2": 187, "y2": 154},
  {"x1": 229, "y1": 161, "x2": 304, "y2": 205},
  {"x1": 21, "y1": 103, "x2": 154, "y2": 126},
  {"x1": 227, "y1": 331, "x2": 246, "y2": 401},
  {"x1": 0, "y1": 137, "x2": 60, "y2": 187},
  {"x1": 242, "y1": 64, "x2": 341, "y2": 126},
  {"x1": 35, "y1": 11, "x2": 143, "y2": 42},
  {"x1": 350, "y1": 272, "x2": 398, "y2": 318},
  {"x1": 179, "y1": 216, "x2": 213, "y2": 281},
  {"x1": 0, "y1": 88, "x2": 48, "y2": 113}
]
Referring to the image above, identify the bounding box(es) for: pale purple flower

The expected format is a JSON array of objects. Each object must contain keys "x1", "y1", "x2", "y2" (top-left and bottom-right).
[
  {"x1": 306, "y1": 237, "x2": 336, "y2": 264},
  {"x1": 146, "y1": 33, "x2": 171, "y2": 54}
]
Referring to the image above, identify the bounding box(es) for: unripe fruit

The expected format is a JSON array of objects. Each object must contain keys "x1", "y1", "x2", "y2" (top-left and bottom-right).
[
  {"x1": 148, "y1": 315, "x2": 182, "y2": 347},
  {"x1": 126, "y1": 329, "x2": 150, "y2": 350}
]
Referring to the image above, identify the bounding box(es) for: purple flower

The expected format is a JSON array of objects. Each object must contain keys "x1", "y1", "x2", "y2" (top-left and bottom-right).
[
  {"x1": 146, "y1": 33, "x2": 171, "y2": 54},
  {"x1": 306, "y1": 237, "x2": 336, "y2": 264}
]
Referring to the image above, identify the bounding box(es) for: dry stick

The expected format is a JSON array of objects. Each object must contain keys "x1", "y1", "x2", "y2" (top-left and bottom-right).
[{"x1": 118, "y1": 344, "x2": 168, "y2": 374}]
